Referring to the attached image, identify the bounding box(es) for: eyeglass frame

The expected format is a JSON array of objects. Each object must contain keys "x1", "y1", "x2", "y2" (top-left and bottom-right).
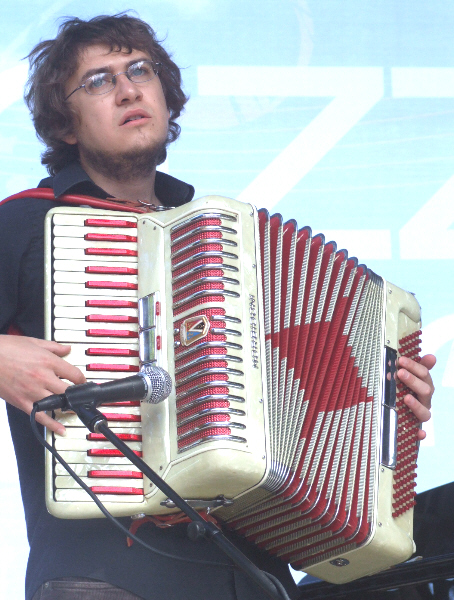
[{"x1": 64, "y1": 59, "x2": 162, "y2": 101}]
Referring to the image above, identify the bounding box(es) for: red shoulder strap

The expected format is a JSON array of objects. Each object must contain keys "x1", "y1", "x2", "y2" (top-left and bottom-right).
[{"x1": 1, "y1": 188, "x2": 146, "y2": 214}]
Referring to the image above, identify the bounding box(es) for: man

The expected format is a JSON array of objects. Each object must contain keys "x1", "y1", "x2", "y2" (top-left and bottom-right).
[{"x1": 0, "y1": 13, "x2": 435, "y2": 600}]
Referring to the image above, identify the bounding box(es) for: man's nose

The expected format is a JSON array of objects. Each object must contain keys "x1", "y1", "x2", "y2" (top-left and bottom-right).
[{"x1": 115, "y1": 73, "x2": 143, "y2": 103}]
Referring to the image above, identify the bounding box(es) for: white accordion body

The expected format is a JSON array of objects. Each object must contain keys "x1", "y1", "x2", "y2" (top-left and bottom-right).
[{"x1": 44, "y1": 196, "x2": 421, "y2": 583}]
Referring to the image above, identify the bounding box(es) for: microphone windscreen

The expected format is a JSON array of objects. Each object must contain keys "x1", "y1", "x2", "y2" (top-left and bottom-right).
[{"x1": 140, "y1": 364, "x2": 172, "y2": 403}]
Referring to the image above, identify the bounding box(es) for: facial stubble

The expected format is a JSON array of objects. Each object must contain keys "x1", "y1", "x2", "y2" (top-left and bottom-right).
[{"x1": 80, "y1": 141, "x2": 166, "y2": 183}]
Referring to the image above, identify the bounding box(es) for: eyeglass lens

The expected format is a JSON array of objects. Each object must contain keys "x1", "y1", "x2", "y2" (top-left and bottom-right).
[{"x1": 85, "y1": 60, "x2": 157, "y2": 95}]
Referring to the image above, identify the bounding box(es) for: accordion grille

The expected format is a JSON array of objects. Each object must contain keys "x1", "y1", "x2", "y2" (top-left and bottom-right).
[{"x1": 171, "y1": 212, "x2": 245, "y2": 453}]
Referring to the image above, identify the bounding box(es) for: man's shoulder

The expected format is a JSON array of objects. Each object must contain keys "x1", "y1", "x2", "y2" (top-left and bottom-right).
[{"x1": 0, "y1": 185, "x2": 60, "y2": 234}]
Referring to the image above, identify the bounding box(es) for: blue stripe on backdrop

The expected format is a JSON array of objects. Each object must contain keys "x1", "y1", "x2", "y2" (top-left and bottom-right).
[{"x1": 1, "y1": 0, "x2": 453, "y2": 595}]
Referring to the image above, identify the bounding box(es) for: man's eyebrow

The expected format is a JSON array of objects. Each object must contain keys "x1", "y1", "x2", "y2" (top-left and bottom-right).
[{"x1": 78, "y1": 57, "x2": 151, "y2": 84}]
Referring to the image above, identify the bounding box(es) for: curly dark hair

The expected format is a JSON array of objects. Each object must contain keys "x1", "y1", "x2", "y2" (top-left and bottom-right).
[{"x1": 24, "y1": 13, "x2": 188, "y2": 175}]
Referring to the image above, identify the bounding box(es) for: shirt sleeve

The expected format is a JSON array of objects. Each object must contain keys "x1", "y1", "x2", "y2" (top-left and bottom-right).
[{"x1": 0, "y1": 197, "x2": 54, "y2": 338}]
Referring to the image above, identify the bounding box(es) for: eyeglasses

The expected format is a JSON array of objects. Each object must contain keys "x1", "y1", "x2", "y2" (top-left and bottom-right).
[{"x1": 65, "y1": 59, "x2": 162, "y2": 100}]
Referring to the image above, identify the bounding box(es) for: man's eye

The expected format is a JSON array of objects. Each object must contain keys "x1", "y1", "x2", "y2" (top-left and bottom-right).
[
  {"x1": 87, "y1": 74, "x2": 110, "y2": 90},
  {"x1": 130, "y1": 63, "x2": 152, "y2": 78}
]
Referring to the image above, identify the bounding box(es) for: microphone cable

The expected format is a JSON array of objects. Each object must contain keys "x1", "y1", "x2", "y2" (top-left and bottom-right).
[
  {"x1": 30, "y1": 405, "x2": 292, "y2": 600},
  {"x1": 30, "y1": 404, "x2": 230, "y2": 567}
]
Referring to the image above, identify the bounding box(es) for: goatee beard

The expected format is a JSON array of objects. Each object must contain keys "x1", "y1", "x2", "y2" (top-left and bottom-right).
[{"x1": 80, "y1": 144, "x2": 165, "y2": 182}]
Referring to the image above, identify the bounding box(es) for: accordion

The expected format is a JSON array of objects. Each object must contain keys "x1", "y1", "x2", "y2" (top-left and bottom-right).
[{"x1": 44, "y1": 196, "x2": 421, "y2": 583}]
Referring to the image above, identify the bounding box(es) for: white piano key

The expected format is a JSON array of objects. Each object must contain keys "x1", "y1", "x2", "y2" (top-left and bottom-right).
[
  {"x1": 82, "y1": 366, "x2": 141, "y2": 378},
  {"x1": 53, "y1": 272, "x2": 138, "y2": 284},
  {"x1": 54, "y1": 306, "x2": 138, "y2": 318},
  {"x1": 55, "y1": 490, "x2": 144, "y2": 502},
  {"x1": 58, "y1": 451, "x2": 137, "y2": 464},
  {"x1": 54, "y1": 331, "x2": 138, "y2": 345},
  {"x1": 62, "y1": 343, "x2": 139, "y2": 365},
  {"x1": 54, "y1": 259, "x2": 138, "y2": 272},
  {"x1": 54, "y1": 283, "x2": 138, "y2": 297},
  {"x1": 55, "y1": 412, "x2": 141, "y2": 428},
  {"x1": 72, "y1": 356, "x2": 140, "y2": 367},
  {"x1": 55, "y1": 463, "x2": 142, "y2": 476},
  {"x1": 53, "y1": 225, "x2": 138, "y2": 237},
  {"x1": 55, "y1": 476, "x2": 144, "y2": 489},
  {"x1": 53, "y1": 238, "x2": 137, "y2": 250},
  {"x1": 98, "y1": 406, "x2": 140, "y2": 415},
  {"x1": 53, "y1": 318, "x2": 139, "y2": 332},
  {"x1": 55, "y1": 438, "x2": 142, "y2": 451},
  {"x1": 54, "y1": 248, "x2": 136, "y2": 262},
  {"x1": 53, "y1": 214, "x2": 137, "y2": 227},
  {"x1": 54, "y1": 294, "x2": 138, "y2": 306},
  {"x1": 80, "y1": 370, "x2": 140, "y2": 379},
  {"x1": 57, "y1": 427, "x2": 142, "y2": 439}
]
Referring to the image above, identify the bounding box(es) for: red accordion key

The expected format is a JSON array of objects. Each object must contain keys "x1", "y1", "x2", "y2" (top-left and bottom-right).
[
  {"x1": 87, "y1": 329, "x2": 138, "y2": 338},
  {"x1": 85, "y1": 315, "x2": 139, "y2": 323},
  {"x1": 86, "y1": 363, "x2": 140, "y2": 372},
  {"x1": 90, "y1": 486, "x2": 143, "y2": 495},
  {"x1": 85, "y1": 248, "x2": 138, "y2": 257},
  {"x1": 100, "y1": 413, "x2": 141, "y2": 422},
  {"x1": 84, "y1": 233, "x2": 137, "y2": 242},
  {"x1": 85, "y1": 347, "x2": 139, "y2": 357},
  {"x1": 88, "y1": 449, "x2": 142, "y2": 457},
  {"x1": 85, "y1": 281, "x2": 138, "y2": 290},
  {"x1": 84, "y1": 219, "x2": 137, "y2": 228},
  {"x1": 87, "y1": 433, "x2": 142, "y2": 442},
  {"x1": 85, "y1": 300, "x2": 138, "y2": 308},
  {"x1": 88, "y1": 470, "x2": 143, "y2": 479},
  {"x1": 85, "y1": 266, "x2": 138, "y2": 275}
]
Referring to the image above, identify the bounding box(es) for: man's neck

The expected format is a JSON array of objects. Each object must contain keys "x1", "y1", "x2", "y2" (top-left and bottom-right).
[{"x1": 81, "y1": 160, "x2": 161, "y2": 207}]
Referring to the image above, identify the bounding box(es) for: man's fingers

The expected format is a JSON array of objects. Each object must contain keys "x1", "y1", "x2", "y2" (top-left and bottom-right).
[
  {"x1": 403, "y1": 393, "x2": 431, "y2": 423},
  {"x1": 397, "y1": 367, "x2": 433, "y2": 400},
  {"x1": 15, "y1": 389, "x2": 67, "y2": 436},
  {"x1": 416, "y1": 428, "x2": 427, "y2": 442},
  {"x1": 419, "y1": 354, "x2": 437, "y2": 371},
  {"x1": 33, "y1": 408, "x2": 66, "y2": 436},
  {"x1": 398, "y1": 355, "x2": 433, "y2": 381},
  {"x1": 29, "y1": 337, "x2": 72, "y2": 357},
  {"x1": 397, "y1": 354, "x2": 435, "y2": 410},
  {"x1": 52, "y1": 358, "x2": 86, "y2": 386}
]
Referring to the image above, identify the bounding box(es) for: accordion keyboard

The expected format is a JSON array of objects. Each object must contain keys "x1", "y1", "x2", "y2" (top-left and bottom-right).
[{"x1": 49, "y1": 212, "x2": 145, "y2": 503}]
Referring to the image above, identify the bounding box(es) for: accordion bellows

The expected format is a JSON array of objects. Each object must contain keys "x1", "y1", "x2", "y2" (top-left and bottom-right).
[{"x1": 44, "y1": 196, "x2": 421, "y2": 583}]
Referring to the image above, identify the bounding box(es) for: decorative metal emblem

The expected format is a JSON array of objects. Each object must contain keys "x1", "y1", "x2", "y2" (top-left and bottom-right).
[{"x1": 180, "y1": 315, "x2": 210, "y2": 346}]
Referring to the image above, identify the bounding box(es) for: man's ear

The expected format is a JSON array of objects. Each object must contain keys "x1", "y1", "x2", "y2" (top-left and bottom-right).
[{"x1": 62, "y1": 132, "x2": 78, "y2": 145}]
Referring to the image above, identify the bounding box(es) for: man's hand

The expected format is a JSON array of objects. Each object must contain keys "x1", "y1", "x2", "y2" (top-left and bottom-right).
[
  {"x1": 0, "y1": 335, "x2": 85, "y2": 436},
  {"x1": 397, "y1": 354, "x2": 436, "y2": 441}
]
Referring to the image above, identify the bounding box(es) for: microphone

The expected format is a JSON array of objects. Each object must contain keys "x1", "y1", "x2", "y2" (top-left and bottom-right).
[{"x1": 35, "y1": 364, "x2": 172, "y2": 412}]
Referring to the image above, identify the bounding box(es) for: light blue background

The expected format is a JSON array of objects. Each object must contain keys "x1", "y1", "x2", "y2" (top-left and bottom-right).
[{"x1": 1, "y1": 1, "x2": 453, "y2": 596}]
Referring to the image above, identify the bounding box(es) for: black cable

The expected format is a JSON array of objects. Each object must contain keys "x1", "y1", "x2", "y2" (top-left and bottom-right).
[
  {"x1": 30, "y1": 405, "x2": 292, "y2": 600},
  {"x1": 30, "y1": 405, "x2": 230, "y2": 568}
]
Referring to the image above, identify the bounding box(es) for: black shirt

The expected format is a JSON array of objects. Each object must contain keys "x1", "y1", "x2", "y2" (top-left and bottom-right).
[{"x1": 0, "y1": 163, "x2": 298, "y2": 600}]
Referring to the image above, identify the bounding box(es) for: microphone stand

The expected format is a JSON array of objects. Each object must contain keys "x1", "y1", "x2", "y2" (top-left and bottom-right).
[{"x1": 73, "y1": 402, "x2": 286, "y2": 600}]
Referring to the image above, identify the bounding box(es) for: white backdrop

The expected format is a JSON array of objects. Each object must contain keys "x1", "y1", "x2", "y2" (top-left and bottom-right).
[{"x1": 1, "y1": 1, "x2": 453, "y2": 597}]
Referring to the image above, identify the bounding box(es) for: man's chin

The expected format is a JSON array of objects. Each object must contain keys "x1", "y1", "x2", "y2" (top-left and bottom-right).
[{"x1": 80, "y1": 144, "x2": 166, "y2": 182}]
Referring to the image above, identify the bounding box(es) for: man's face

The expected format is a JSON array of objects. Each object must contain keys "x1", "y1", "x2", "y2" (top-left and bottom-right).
[{"x1": 64, "y1": 44, "x2": 170, "y2": 179}]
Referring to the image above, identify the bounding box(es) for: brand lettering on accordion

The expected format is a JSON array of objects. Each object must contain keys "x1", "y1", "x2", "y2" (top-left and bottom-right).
[
  {"x1": 249, "y1": 294, "x2": 259, "y2": 369},
  {"x1": 43, "y1": 196, "x2": 422, "y2": 584}
]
